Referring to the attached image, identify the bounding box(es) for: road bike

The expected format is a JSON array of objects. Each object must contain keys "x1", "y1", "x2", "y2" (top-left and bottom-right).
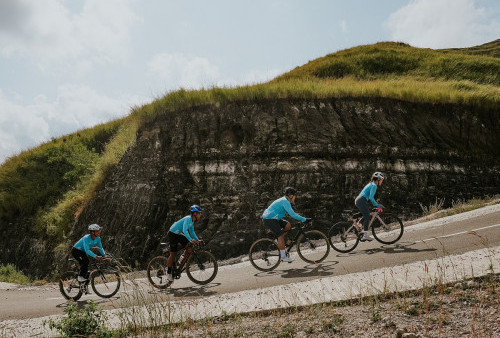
[
  {"x1": 248, "y1": 221, "x2": 330, "y2": 272},
  {"x1": 328, "y1": 208, "x2": 404, "y2": 253},
  {"x1": 59, "y1": 254, "x2": 122, "y2": 301},
  {"x1": 147, "y1": 241, "x2": 218, "y2": 289}
]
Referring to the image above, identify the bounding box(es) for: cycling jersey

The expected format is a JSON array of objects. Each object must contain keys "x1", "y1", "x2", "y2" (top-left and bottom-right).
[
  {"x1": 73, "y1": 234, "x2": 105, "y2": 258},
  {"x1": 358, "y1": 182, "x2": 381, "y2": 207},
  {"x1": 169, "y1": 215, "x2": 200, "y2": 242},
  {"x1": 262, "y1": 196, "x2": 307, "y2": 222}
]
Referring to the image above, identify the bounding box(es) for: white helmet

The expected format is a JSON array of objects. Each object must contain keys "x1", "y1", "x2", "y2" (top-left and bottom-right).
[
  {"x1": 88, "y1": 224, "x2": 102, "y2": 231},
  {"x1": 372, "y1": 172, "x2": 385, "y2": 180}
]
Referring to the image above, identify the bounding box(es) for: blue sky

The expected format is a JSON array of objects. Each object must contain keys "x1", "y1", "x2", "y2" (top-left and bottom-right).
[{"x1": 0, "y1": 0, "x2": 499, "y2": 163}]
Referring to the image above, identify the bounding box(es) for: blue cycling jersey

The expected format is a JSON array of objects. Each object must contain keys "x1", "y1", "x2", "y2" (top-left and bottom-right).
[
  {"x1": 73, "y1": 234, "x2": 106, "y2": 258},
  {"x1": 359, "y1": 182, "x2": 380, "y2": 207},
  {"x1": 262, "y1": 196, "x2": 307, "y2": 222},
  {"x1": 169, "y1": 215, "x2": 200, "y2": 242}
]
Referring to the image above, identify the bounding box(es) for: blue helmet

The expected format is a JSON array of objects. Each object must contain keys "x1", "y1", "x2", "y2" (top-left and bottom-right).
[{"x1": 190, "y1": 205, "x2": 203, "y2": 213}]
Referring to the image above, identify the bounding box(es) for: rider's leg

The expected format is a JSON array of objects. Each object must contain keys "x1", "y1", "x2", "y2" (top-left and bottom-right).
[
  {"x1": 72, "y1": 248, "x2": 89, "y2": 281},
  {"x1": 355, "y1": 196, "x2": 373, "y2": 241},
  {"x1": 280, "y1": 222, "x2": 294, "y2": 262}
]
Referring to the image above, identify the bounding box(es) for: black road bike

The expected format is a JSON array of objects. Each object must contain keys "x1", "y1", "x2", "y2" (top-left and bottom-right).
[
  {"x1": 59, "y1": 255, "x2": 122, "y2": 301},
  {"x1": 147, "y1": 242, "x2": 218, "y2": 289},
  {"x1": 328, "y1": 209, "x2": 404, "y2": 253},
  {"x1": 248, "y1": 221, "x2": 330, "y2": 272}
]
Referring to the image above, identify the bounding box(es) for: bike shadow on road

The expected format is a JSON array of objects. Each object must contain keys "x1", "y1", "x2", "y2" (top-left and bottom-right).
[
  {"x1": 151, "y1": 282, "x2": 221, "y2": 298},
  {"x1": 55, "y1": 298, "x2": 113, "y2": 309},
  {"x1": 252, "y1": 261, "x2": 339, "y2": 279},
  {"x1": 335, "y1": 241, "x2": 437, "y2": 257}
]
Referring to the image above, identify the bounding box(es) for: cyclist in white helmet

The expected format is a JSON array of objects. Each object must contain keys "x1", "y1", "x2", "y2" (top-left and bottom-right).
[
  {"x1": 355, "y1": 172, "x2": 385, "y2": 241},
  {"x1": 72, "y1": 224, "x2": 106, "y2": 282}
]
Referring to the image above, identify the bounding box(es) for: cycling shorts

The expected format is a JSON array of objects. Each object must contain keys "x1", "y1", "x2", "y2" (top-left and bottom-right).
[
  {"x1": 168, "y1": 231, "x2": 189, "y2": 252},
  {"x1": 263, "y1": 219, "x2": 288, "y2": 237}
]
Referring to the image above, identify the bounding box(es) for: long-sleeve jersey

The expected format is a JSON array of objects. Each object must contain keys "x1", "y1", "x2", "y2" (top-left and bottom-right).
[
  {"x1": 262, "y1": 196, "x2": 307, "y2": 222},
  {"x1": 73, "y1": 234, "x2": 106, "y2": 258},
  {"x1": 358, "y1": 182, "x2": 380, "y2": 207},
  {"x1": 169, "y1": 215, "x2": 200, "y2": 242}
]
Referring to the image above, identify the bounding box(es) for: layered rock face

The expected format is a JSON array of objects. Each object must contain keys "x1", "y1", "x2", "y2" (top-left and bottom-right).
[{"x1": 74, "y1": 98, "x2": 498, "y2": 267}]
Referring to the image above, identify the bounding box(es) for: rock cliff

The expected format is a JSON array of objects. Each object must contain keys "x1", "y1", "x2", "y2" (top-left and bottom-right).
[{"x1": 72, "y1": 97, "x2": 498, "y2": 268}]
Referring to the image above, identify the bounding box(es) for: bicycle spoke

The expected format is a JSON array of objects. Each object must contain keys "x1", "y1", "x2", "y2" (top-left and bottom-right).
[
  {"x1": 249, "y1": 238, "x2": 281, "y2": 271},
  {"x1": 297, "y1": 230, "x2": 330, "y2": 264},
  {"x1": 147, "y1": 256, "x2": 170, "y2": 289},
  {"x1": 91, "y1": 269, "x2": 121, "y2": 298},
  {"x1": 186, "y1": 251, "x2": 218, "y2": 285},
  {"x1": 59, "y1": 271, "x2": 83, "y2": 301}
]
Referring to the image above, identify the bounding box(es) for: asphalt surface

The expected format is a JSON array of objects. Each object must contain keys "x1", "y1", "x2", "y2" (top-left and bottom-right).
[{"x1": 1, "y1": 206, "x2": 499, "y2": 321}]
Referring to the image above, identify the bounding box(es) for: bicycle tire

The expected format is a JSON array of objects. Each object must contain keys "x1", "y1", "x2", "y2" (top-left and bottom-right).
[
  {"x1": 371, "y1": 213, "x2": 404, "y2": 244},
  {"x1": 90, "y1": 269, "x2": 121, "y2": 298},
  {"x1": 186, "y1": 250, "x2": 218, "y2": 285},
  {"x1": 248, "y1": 238, "x2": 281, "y2": 271},
  {"x1": 328, "y1": 221, "x2": 360, "y2": 253},
  {"x1": 296, "y1": 230, "x2": 330, "y2": 264},
  {"x1": 147, "y1": 256, "x2": 170, "y2": 289},
  {"x1": 59, "y1": 271, "x2": 83, "y2": 301}
]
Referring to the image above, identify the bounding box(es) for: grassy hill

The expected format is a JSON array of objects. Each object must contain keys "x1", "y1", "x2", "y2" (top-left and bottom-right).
[{"x1": 1, "y1": 40, "x2": 499, "y2": 277}]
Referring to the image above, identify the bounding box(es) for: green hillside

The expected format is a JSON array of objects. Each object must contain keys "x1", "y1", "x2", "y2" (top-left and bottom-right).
[{"x1": 1, "y1": 40, "x2": 499, "y2": 277}]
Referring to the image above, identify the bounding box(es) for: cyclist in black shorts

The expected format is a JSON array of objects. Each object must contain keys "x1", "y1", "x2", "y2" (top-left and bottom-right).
[
  {"x1": 262, "y1": 187, "x2": 311, "y2": 262},
  {"x1": 166, "y1": 205, "x2": 202, "y2": 283}
]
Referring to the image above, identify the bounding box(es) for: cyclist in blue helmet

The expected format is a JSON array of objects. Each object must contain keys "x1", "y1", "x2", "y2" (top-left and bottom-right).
[{"x1": 166, "y1": 205, "x2": 203, "y2": 283}]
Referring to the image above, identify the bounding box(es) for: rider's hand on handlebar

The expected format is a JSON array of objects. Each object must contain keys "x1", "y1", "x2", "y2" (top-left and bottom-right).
[
  {"x1": 191, "y1": 239, "x2": 201, "y2": 245},
  {"x1": 376, "y1": 206, "x2": 384, "y2": 213},
  {"x1": 305, "y1": 218, "x2": 313, "y2": 223}
]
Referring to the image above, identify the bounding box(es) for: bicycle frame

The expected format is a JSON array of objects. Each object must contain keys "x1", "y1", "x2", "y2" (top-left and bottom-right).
[
  {"x1": 344, "y1": 210, "x2": 382, "y2": 235},
  {"x1": 267, "y1": 222, "x2": 310, "y2": 253}
]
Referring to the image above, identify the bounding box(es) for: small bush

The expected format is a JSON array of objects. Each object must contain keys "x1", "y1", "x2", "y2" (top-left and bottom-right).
[
  {"x1": 46, "y1": 301, "x2": 113, "y2": 338},
  {"x1": 0, "y1": 264, "x2": 30, "y2": 284}
]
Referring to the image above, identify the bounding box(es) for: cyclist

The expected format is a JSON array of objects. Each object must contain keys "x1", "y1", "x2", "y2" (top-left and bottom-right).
[
  {"x1": 72, "y1": 224, "x2": 106, "y2": 282},
  {"x1": 355, "y1": 172, "x2": 385, "y2": 241},
  {"x1": 262, "y1": 187, "x2": 311, "y2": 263},
  {"x1": 166, "y1": 205, "x2": 202, "y2": 283}
]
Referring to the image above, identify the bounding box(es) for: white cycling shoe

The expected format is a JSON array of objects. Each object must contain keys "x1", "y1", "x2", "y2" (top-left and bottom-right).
[
  {"x1": 281, "y1": 256, "x2": 294, "y2": 263},
  {"x1": 77, "y1": 276, "x2": 88, "y2": 282},
  {"x1": 362, "y1": 232, "x2": 373, "y2": 241},
  {"x1": 167, "y1": 273, "x2": 174, "y2": 282}
]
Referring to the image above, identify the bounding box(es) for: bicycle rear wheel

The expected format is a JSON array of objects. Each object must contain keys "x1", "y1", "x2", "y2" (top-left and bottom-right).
[
  {"x1": 371, "y1": 213, "x2": 404, "y2": 244},
  {"x1": 249, "y1": 238, "x2": 281, "y2": 271},
  {"x1": 59, "y1": 271, "x2": 83, "y2": 301},
  {"x1": 186, "y1": 250, "x2": 218, "y2": 285},
  {"x1": 147, "y1": 256, "x2": 170, "y2": 289},
  {"x1": 91, "y1": 269, "x2": 121, "y2": 298},
  {"x1": 328, "y1": 221, "x2": 360, "y2": 253},
  {"x1": 297, "y1": 230, "x2": 330, "y2": 264}
]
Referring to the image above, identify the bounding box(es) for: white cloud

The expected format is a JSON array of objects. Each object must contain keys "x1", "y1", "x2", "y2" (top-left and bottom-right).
[
  {"x1": 0, "y1": 0, "x2": 140, "y2": 74},
  {"x1": 0, "y1": 86, "x2": 146, "y2": 163},
  {"x1": 385, "y1": 0, "x2": 500, "y2": 48},
  {"x1": 147, "y1": 53, "x2": 220, "y2": 91}
]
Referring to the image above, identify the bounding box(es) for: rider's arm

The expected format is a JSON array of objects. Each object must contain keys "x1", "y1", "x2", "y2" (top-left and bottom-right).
[
  {"x1": 82, "y1": 237, "x2": 97, "y2": 258},
  {"x1": 96, "y1": 237, "x2": 106, "y2": 257},
  {"x1": 367, "y1": 184, "x2": 380, "y2": 207},
  {"x1": 283, "y1": 199, "x2": 307, "y2": 222}
]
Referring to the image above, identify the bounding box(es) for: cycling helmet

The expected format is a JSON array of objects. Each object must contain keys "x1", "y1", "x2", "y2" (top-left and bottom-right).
[
  {"x1": 372, "y1": 172, "x2": 385, "y2": 180},
  {"x1": 190, "y1": 205, "x2": 203, "y2": 213},
  {"x1": 88, "y1": 224, "x2": 102, "y2": 231},
  {"x1": 284, "y1": 187, "x2": 297, "y2": 196}
]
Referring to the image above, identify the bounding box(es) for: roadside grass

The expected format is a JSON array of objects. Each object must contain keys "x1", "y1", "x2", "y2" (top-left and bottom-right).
[
  {"x1": 0, "y1": 264, "x2": 30, "y2": 285},
  {"x1": 415, "y1": 195, "x2": 499, "y2": 221}
]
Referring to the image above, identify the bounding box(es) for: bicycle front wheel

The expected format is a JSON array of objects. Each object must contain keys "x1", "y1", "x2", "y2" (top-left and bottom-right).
[
  {"x1": 147, "y1": 256, "x2": 170, "y2": 289},
  {"x1": 186, "y1": 251, "x2": 218, "y2": 285},
  {"x1": 297, "y1": 230, "x2": 330, "y2": 264},
  {"x1": 371, "y1": 213, "x2": 404, "y2": 244},
  {"x1": 249, "y1": 238, "x2": 281, "y2": 272},
  {"x1": 328, "y1": 221, "x2": 360, "y2": 253},
  {"x1": 59, "y1": 271, "x2": 83, "y2": 301},
  {"x1": 91, "y1": 269, "x2": 121, "y2": 298}
]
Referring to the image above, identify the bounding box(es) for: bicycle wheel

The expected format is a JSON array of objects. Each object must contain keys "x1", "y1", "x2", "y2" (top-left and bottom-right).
[
  {"x1": 147, "y1": 256, "x2": 170, "y2": 289},
  {"x1": 249, "y1": 238, "x2": 281, "y2": 271},
  {"x1": 59, "y1": 271, "x2": 83, "y2": 301},
  {"x1": 328, "y1": 221, "x2": 360, "y2": 253},
  {"x1": 297, "y1": 230, "x2": 330, "y2": 264},
  {"x1": 186, "y1": 250, "x2": 218, "y2": 285},
  {"x1": 91, "y1": 269, "x2": 121, "y2": 298},
  {"x1": 371, "y1": 213, "x2": 404, "y2": 244}
]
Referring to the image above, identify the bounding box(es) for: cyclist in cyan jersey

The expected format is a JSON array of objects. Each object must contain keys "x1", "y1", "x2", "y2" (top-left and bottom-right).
[
  {"x1": 355, "y1": 172, "x2": 385, "y2": 241},
  {"x1": 72, "y1": 224, "x2": 106, "y2": 282},
  {"x1": 262, "y1": 187, "x2": 311, "y2": 263},
  {"x1": 166, "y1": 205, "x2": 202, "y2": 283}
]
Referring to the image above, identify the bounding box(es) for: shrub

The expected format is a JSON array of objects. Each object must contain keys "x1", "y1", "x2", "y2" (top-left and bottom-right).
[{"x1": 0, "y1": 264, "x2": 30, "y2": 284}]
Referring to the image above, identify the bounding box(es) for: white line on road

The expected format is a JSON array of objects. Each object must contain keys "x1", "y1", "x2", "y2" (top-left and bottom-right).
[{"x1": 418, "y1": 223, "x2": 500, "y2": 243}]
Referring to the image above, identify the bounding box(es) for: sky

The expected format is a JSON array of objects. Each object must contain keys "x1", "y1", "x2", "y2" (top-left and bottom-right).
[{"x1": 0, "y1": 0, "x2": 499, "y2": 164}]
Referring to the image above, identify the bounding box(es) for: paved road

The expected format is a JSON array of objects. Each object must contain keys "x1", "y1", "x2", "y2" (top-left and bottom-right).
[{"x1": 1, "y1": 206, "x2": 499, "y2": 321}]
